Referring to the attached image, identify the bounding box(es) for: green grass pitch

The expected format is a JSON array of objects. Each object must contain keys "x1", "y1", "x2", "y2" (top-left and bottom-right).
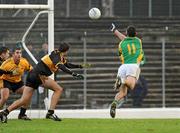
[{"x1": 0, "y1": 119, "x2": 180, "y2": 133}]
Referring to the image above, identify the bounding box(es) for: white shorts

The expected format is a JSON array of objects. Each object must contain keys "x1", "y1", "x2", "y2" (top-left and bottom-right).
[{"x1": 117, "y1": 64, "x2": 140, "y2": 84}]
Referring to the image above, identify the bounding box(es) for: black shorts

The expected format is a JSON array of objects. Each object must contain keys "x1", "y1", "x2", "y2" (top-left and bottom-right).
[
  {"x1": 25, "y1": 70, "x2": 42, "y2": 90},
  {"x1": 3, "y1": 80, "x2": 24, "y2": 93}
]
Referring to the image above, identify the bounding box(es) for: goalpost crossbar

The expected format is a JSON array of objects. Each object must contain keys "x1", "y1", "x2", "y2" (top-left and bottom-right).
[{"x1": 0, "y1": 4, "x2": 49, "y2": 9}]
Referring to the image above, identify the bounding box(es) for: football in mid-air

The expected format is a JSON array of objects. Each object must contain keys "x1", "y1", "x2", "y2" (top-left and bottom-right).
[{"x1": 89, "y1": 7, "x2": 101, "y2": 19}]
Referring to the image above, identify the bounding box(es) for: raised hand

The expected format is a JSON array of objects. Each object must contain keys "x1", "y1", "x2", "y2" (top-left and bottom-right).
[{"x1": 110, "y1": 23, "x2": 117, "y2": 33}]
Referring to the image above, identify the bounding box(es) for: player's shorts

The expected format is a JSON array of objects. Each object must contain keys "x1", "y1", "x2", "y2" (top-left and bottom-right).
[
  {"x1": 3, "y1": 80, "x2": 24, "y2": 92},
  {"x1": 117, "y1": 64, "x2": 140, "y2": 84},
  {"x1": 25, "y1": 70, "x2": 43, "y2": 90}
]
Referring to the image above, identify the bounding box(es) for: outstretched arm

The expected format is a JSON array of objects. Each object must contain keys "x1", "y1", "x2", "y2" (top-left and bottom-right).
[
  {"x1": 57, "y1": 63, "x2": 74, "y2": 75},
  {"x1": 57, "y1": 63, "x2": 84, "y2": 79},
  {"x1": 64, "y1": 62, "x2": 82, "y2": 69},
  {"x1": 64, "y1": 62, "x2": 91, "y2": 69},
  {"x1": 114, "y1": 29, "x2": 126, "y2": 40},
  {"x1": 110, "y1": 23, "x2": 126, "y2": 41}
]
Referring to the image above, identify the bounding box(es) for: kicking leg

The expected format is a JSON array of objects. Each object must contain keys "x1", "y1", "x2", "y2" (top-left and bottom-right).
[
  {"x1": 43, "y1": 77, "x2": 63, "y2": 121},
  {"x1": 110, "y1": 84, "x2": 128, "y2": 118}
]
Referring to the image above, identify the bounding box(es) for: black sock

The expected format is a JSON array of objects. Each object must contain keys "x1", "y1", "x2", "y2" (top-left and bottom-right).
[
  {"x1": 4, "y1": 108, "x2": 9, "y2": 115},
  {"x1": 19, "y1": 107, "x2": 26, "y2": 116},
  {"x1": 47, "y1": 110, "x2": 54, "y2": 115}
]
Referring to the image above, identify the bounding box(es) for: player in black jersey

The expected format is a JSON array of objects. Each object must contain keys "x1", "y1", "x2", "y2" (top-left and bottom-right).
[{"x1": 0, "y1": 42, "x2": 89, "y2": 123}]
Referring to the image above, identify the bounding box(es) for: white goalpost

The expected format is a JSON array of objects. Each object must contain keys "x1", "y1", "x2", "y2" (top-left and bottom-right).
[
  {"x1": 0, "y1": 3, "x2": 52, "y2": 64},
  {"x1": 0, "y1": 0, "x2": 54, "y2": 117},
  {"x1": 0, "y1": 4, "x2": 49, "y2": 9},
  {"x1": 1, "y1": 1, "x2": 180, "y2": 119}
]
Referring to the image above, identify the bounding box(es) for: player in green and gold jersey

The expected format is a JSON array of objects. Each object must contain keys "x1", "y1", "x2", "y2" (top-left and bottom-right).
[{"x1": 110, "y1": 24, "x2": 145, "y2": 118}]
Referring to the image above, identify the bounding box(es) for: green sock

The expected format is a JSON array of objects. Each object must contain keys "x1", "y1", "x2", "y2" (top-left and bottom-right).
[{"x1": 113, "y1": 98, "x2": 125, "y2": 108}]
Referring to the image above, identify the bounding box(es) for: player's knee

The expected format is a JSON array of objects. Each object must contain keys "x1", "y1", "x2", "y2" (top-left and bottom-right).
[
  {"x1": 129, "y1": 84, "x2": 135, "y2": 90},
  {"x1": 55, "y1": 87, "x2": 63, "y2": 95},
  {"x1": 59, "y1": 87, "x2": 63, "y2": 94},
  {"x1": 1, "y1": 95, "x2": 9, "y2": 102},
  {"x1": 126, "y1": 77, "x2": 136, "y2": 89},
  {"x1": 127, "y1": 81, "x2": 136, "y2": 90}
]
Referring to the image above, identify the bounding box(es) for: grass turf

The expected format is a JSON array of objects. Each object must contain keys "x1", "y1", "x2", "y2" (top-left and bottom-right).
[{"x1": 0, "y1": 119, "x2": 180, "y2": 133}]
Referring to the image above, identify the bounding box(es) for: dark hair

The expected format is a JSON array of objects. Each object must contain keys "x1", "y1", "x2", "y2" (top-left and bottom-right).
[
  {"x1": 126, "y1": 25, "x2": 136, "y2": 37},
  {"x1": 12, "y1": 42, "x2": 22, "y2": 53},
  {"x1": 58, "y1": 42, "x2": 69, "y2": 52},
  {"x1": 0, "y1": 46, "x2": 9, "y2": 55}
]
